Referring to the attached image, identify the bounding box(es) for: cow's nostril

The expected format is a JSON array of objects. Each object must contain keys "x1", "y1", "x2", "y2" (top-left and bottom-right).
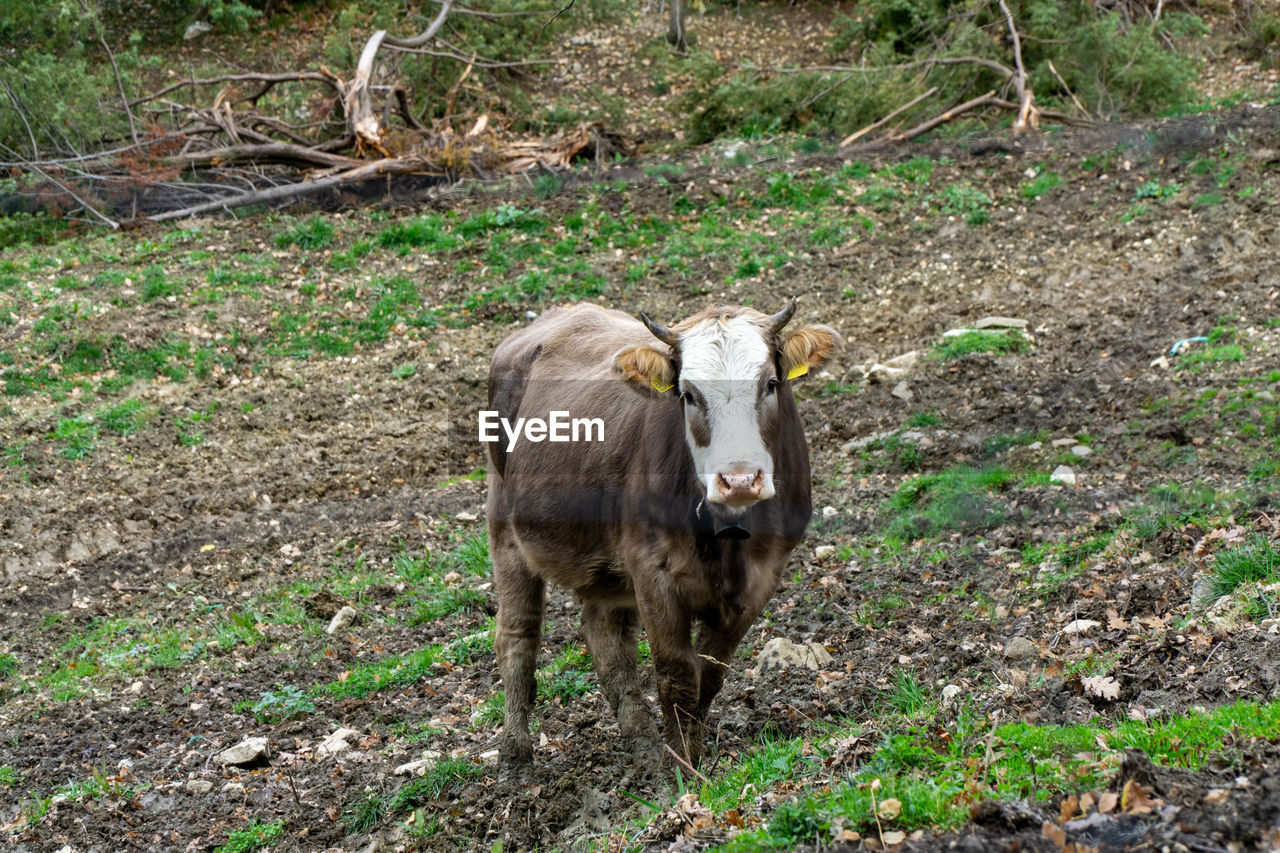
[{"x1": 716, "y1": 470, "x2": 765, "y2": 502}]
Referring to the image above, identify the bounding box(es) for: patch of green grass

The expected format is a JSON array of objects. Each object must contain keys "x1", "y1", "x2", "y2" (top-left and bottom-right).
[
  {"x1": 324, "y1": 645, "x2": 444, "y2": 699},
  {"x1": 376, "y1": 215, "x2": 459, "y2": 252},
  {"x1": 140, "y1": 265, "x2": 182, "y2": 301},
  {"x1": 539, "y1": 644, "x2": 594, "y2": 703},
  {"x1": 97, "y1": 399, "x2": 150, "y2": 436},
  {"x1": 51, "y1": 415, "x2": 97, "y2": 459},
  {"x1": 1120, "y1": 203, "x2": 1149, "y2": 223},
  {"x1": 0, "y1": 765, "x2": 18, "y2": 786},
  {"x1": 1133, "y1": 180, "x2": 1179, "y2": 200},
  {"x1": 1126, "y1": 483, "x2": 1224, "y2": 541},
  {"x1": 883, "y1": 670, "x2": 930, "y2": 717},
  {"x1": 1203, "y1": 535, "x2": 1280, "y2": 620},
  {"x1": 1176, "y1": 343, "x2": 1244, "y2": 371},
  {"x1": 1193, "y1": 192, "x2": 1224, "y2": 209},
  {"x1": 274, "y1": 216, "x2": 335, "y2": 250},
  {"x1": 904, "y1": 411, "x2": 942, "y2": 428},
  {"x1": 1020, "y1": 169, "x2": 1062, "y2": 200},
  {"x1": 213, "y1": 819, "x2": 285, "y2": 853},
  {"x1": 390, "y1": 758, "x2": 484, "y2": 810},
  {"x1": 0, "y1": 654, "x2": 18, "y2": 679},
  {"x1": 932, "y1": 329, "x2": 1028, "y2": 361},
  {"x1": 884, "y1": 465, "x2": 1013, "y2": 541}
]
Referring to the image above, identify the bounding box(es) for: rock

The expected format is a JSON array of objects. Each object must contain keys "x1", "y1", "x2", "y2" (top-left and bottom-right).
[
  {"x1": 860, "y1": 350, "x2": 919, "y2": 383},
  {"x1": 891, "y1": 380, "x2": 914, "y2": 402},
  {"x1": 139, "y1": 792, "x2": 175, "y2": 813},
  {"x1": 1063, "y1": 619, "x2": 1101, "y2": 634},
  {"x1": 216, "y1": 736, "x2": 269, "y2": 767},
  {"x1": 395, "y1": 751, "x2": 442, "y2": 776},
  {"x1": 941, "y1": 684, "x2": 963, "y2": 706},
  {"x1": 1003, "y1": 637, "x2": 1038, "y2": 662},
  {"x1": 974, "y1": 316, "x2": 1028, "y2": 330},
  {"x1": 480, "y1": 749, "x2": 500, "y2": 762},
  {"x1": 223, "y1": 782, "x2": 245, "y2": 798},
  {"x1": 1050, "y1": 465, "x2": 1076, "y2": 486},
  {"x1": 822, "y1": 506, "x2": 838, "y2": 519},
  {"x1": 756, "y1": 638, "x2": 834, "y2": 673},
  {"x1": 1051, "y1": 437, "x2": 1076, "y2": 447},
  {"x1": 456, "y1": 511, "x2": 478, "y2": 522},
  {"x1": 327, "y1": 605, "x2": 358, "y2": 635},
  {"x1": 183, "y1": 20, "x2": 212, "y2": 41},
  {"x1": 1070, "y1": 445, "x2": 1093, "y2": 458},
  {"x1": 813, "y1": 545, "x2": 836, "y2": 560},
  {"x1": 317, "y1": 727, "x2": 362, "y2": 757},
  {"x1": 186, "y1": 779, "x2": 214, "y2": 795}
]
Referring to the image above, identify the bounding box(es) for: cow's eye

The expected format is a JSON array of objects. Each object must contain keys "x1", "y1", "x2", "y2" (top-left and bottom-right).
[{"x1": 767, "y1": 377, "x2": 779, "y2": 393}]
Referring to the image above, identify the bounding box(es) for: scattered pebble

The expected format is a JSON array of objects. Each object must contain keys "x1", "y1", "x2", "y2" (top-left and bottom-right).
[
  {"x1": 185, "y1": 779, "x2": 214, "y2": 795},
  {"x1": 327, "y1": 606, "x2": 358, "y2": 635},
  {"x1": 1003, "y1": 637, "x2": 1038, "y2": 662},
  {"x1": 813, "y1": 545, "x2": 836, "y2": 560},
  {"x1": 317, "y1": 727, "x2": 362, "y2": 757},
  {"x1": 216, "y1": 736, "x2": 269, "y2": 767},
  {"x1": 1071, "y1": 445, "x2": 1093, "y2": 457},
  {"x1": 1051, "y1": 465, "x2": 1077, "y2": 486}
]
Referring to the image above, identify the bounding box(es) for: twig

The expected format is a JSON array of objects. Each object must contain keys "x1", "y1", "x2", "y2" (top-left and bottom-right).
[
  {"x1": 21, "y1": 160, "x2": 120, "y2": 229},
  {"x1": 1046, "y1": 60, "x2": 1090, "y2": 118},
  {"x1": 88, "y1": 5, "x2": 138, "y2": 146},
  {"x1": 131, "y1": 72, "x2": 343, "y2": 107},
  {"x1": 541, "y1": 0, "x2": 575, "y2": 30},
  {"x1": 663, "y1": 743, "x2": 711, "y2": 785},
  {"x1": 743, "y1": 56, "x2": 1015, "y2": 79},
  {"x1": 989, "y1": 96, "x2": 1094, "y2": 126},
  {"x1": 840, "y1": 86, "x2": 938, "y2": 147}
]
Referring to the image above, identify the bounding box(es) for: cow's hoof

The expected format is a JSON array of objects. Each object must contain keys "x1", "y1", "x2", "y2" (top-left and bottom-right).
[
  {"x1": 617, "y1": 701, "x2": 658, "y2": 741},
  {"x1": 499, "y1": 734, "x2": 533, "y2": 767}
]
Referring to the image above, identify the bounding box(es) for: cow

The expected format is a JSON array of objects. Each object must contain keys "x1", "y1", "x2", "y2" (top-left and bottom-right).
[{"x1": 485, "y1": 301, "x2": 841, "y2": 769}]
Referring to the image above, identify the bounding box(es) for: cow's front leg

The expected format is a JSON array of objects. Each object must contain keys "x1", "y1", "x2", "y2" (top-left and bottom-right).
[
  {"x1": 635, "y1": 586, "x2": 704, "y2": 765},
  {"x1": 693, "y1": 617, "x2": 753, "y2": 722},
  {"x1": 581, "y1": 602, "x2": 656, "y2": 742}
]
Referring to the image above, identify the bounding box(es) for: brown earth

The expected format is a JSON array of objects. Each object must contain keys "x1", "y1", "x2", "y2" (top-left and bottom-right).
[{"x1": 2, "y1": 97, "x2": 1280, "y2": 853}]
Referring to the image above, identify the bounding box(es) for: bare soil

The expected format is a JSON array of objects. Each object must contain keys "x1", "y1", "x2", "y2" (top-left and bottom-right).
[{"x1": 2, "y1": 104, "x2": 1280, "y2": 852}]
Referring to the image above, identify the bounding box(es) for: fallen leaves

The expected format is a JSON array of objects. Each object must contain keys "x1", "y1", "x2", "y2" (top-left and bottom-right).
[{"x1": 1081, "y1": 675, "x2": 1120, "y2": 701}]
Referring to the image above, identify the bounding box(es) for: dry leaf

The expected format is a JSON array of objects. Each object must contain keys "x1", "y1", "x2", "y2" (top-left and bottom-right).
[
  {"x1": 1042, "y1": 820, "x2": 1067, "y2": 848},
  {"x1": 1078, "y1": 791, "x2": 1096, "y2": 813},
  {"x1": 878, "y1": 797, "x2": 902, "y2": 820},
  {"x1": 1098, "y1": 791, "x2": 1118, "y2": 814},
  {"x1": 1121, "y1": 779, "x2": 1159, "y2": 815},
  {"x1": 1106, "y1": 608, "x2": 1129, "y2": 630},
  {"x1": 1060, "y1": 795, "x2": 1080, "y2": 823},
  {"x1": 1082, "y1": 675, "x2": 1120, "y2": 700}
]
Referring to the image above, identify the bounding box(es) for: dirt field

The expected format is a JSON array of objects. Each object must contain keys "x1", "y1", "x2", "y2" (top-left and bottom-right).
[{"x1": 2, "y1": 105, "x2": 1279, "y2": 853}]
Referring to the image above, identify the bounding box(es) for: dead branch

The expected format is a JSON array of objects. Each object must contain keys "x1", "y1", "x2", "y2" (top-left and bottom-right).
[
  {"x1": 165, "y1": 142, "x2": 363, "y2": 169},
  {"x1": 748, "y1": 56, "x2": 1016, "y2": 80},
  {"x1": 989, "y1": 97, "x2": 1094, "y2": 126},
  {"x1": 840, "y1": 86, "x2": 939, "y2": 147},
  {"x1": 877, "y1": 90, "x2": 997, "y2": 144},
  {"x1": 996, "y1": 0, "x2": 1038, "y2": 134},
  {"x1": 130, "y1": 72, "x2": 343, "y2": 108}
]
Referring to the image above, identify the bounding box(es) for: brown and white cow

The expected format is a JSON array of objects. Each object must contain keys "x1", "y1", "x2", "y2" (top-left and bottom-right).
[{"x1": 485, "y1": 301, "x2": 840, "y2": 768}]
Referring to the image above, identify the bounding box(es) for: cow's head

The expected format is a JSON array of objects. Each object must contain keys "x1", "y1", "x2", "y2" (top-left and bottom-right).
[{"x1": 614, "y1": 302, "x2": 841, "y2": 527}]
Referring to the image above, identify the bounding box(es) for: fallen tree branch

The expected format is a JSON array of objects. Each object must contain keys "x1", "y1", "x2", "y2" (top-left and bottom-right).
[
  {"x1": 876, "y1": 90, "x2": 997, "y2": 144},
  {"x1": 147, "y1": 155, "x2": 436, "y2": 222},
  {"x1": 989, "y1": 96, "x2": 1094, "y2": 125},
  {"x1": 165, "y1": 142, "x2": 364, "y2": 169},
  {"x1": 130, "y1": 72, "x2": 343, "y2": 108},
  {"x1": 840, "y1": 85, "x2": 939, "y2": 147},
  {"x1": 745, "y1": 56, "x2": 1016, "y2": 80}
]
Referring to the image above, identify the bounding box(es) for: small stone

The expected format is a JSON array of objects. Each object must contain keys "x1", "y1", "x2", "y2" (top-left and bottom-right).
[
  {"x1": 1051, "y1": 438, "x2": 1076, "y2": 447},
  {"x1": 480, "y1": 749, "x2": 500, "y2": 762},
  {"x1": 317, "y1": 727, "x2": 361, "y2": 757},
  {"x1": 1050, "y1": 465, "x2": 1077, "y2": 486},
  {"x1": 756, "y1": 638, "x2": 834, "y2": 673},
  {"x1": 223, "y1": 782, "x2": 245, "y2": 798},
  {"x1": 183, "y1": 20, "x2": 212, "y2": 40},
  {"x1": 327, "y1": 605, "x2": 358, "y2": 636},
  {"x1": 216, "y1": 736, "x2": 269, "y2": 767},
  {"x1": 1070, "y1": 445, "x2": 1093, "y2": 458},
  {"x1": 1003, "y1": 637, "x2": 1038, "y2": 662},
  {"x1": 456, "y1": 511, "x2": 478, "y2": 522},
  {"x1": 1063, "y1": 619, "x2": 1101, "y2": 634},
  {"x1": 814, "y1": 545, "x2": 836, "y2": 560},
  {"x1": 395, "y1": 751, "x2": 443, "y2": 776},
  {"x1": 1027, "y1": 441, "x2": 1043, "y2": 450},
  {"x1": 941, "y1": 684, "x2": 963, "y2": 706},
  {"x1": 822, "y1": 506, "x2": 838, "y2": 519},
  {"x1": 974, "y1": 316, "x2": 1028, "y2": 330},
  {"x1": 891, "y1": 380, "x2": 914, "y2": 402},
  {"x1": 185, "y1": 779, "x2": 214, "y2": 795}
]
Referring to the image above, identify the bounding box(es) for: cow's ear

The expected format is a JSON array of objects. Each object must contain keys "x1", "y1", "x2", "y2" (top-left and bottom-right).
[
  {"x1": 613, "y1": 344, "x2": 677, "y2": 396},
  {"x1": 779, "y1": 325, "x2": 843, "y2": 381}
]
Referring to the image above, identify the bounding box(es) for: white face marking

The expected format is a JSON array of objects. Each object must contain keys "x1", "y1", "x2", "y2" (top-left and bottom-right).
[{"x1": 678, "y1": 316, "x2": 776, "y2": 515}]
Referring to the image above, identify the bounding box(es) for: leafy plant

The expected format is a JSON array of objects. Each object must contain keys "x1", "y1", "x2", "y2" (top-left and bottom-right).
[{"x1": 249, "y1": 685, "x2": 315, "y2": 723}]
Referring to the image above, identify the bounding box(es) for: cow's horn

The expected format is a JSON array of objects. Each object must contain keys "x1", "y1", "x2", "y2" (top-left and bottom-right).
[
  {"x1": 639, "y1": 312, "x2": 679, "y2": 347},
  {"x1": 767, "y1": 299, "x2": 796, "y2": 334}
]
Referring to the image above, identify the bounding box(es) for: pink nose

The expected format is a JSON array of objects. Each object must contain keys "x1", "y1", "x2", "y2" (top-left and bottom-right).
[{"x1": 715, "y1": 469, "x2": 765, "y2": 504}]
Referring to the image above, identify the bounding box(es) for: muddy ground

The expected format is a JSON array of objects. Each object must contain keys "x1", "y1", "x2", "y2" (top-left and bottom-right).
[{"x1": 2, "y1": 105, "x2": 1280, "y2": 853}]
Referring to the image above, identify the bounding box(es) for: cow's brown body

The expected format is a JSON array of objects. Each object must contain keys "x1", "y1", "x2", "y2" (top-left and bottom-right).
[{"x1": 486, "y1": 303, "x2": 829, "y2": 767}]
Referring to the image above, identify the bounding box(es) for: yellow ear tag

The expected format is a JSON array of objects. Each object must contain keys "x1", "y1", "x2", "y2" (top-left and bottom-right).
[
  {"x1": 786, "y1": 363, "x2": 809, "y2": 381},
  {"x1": 651, "y1": 378, "x2": 674, "y2": 394}
]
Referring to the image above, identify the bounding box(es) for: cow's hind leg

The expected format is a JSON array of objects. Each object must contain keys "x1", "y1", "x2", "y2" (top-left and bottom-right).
[
  {"x1": 581, "y1": 602, "x2": 656, "y2": 742},
  {"x1": 493, "y1": 528, "x2": 545, "y2": 768}
]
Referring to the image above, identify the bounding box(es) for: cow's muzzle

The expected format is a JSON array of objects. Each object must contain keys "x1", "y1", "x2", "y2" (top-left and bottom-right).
[{"x1": 713, "y1": 469, "x2": 766, "y2": 505}]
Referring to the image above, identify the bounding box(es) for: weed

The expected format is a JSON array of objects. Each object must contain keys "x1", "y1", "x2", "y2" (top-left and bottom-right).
[
  {"x1": 1203, "y1": 535, "x2": 1280, "y2": 619},
  {"x1": 884, "y1": 670, "x2": 930, "y2": 717},
  {"x1": 390, "y1": 758, "x2": 483, "y2": 810},
  {"x1": 0, "y1": 653, "x2": 18, "y2": 678},
  {"x1": 0, "y1": 765, "x2": 18, "y2": 786},
  {"x1": 214, "y1": 819, "x2": 285, "y2": 853},
  {"x1": 343, "y1": 789, "x2": 386, "y2": 834},
  {"x1": 885, "y1": 465, "x2": 1013, "y2": 541},
  {"x1": 97, "y1": 399, "x2": 150, "y2": 436},
  {"x1": 52, "y1": 415, "x2": 97, "y2": 459},
  {"x1": 141, "y1": 265, "x2": 182, "y2": 301},
  {"x1": 392, "y1": 363, "x2": 416, "y2": 380},
  {"x1": 376, "y1": 215, "x2": 458, "y2": 252},
  {"x1": 905, "y1": 411, "x2": 942, "y2": 428},
  {"x1": 1177, "y1": 344, "x2": 1244, "y2": 370},
  {"x1": 248, "y1": 685, "x2": 315, "y2": 723}
]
